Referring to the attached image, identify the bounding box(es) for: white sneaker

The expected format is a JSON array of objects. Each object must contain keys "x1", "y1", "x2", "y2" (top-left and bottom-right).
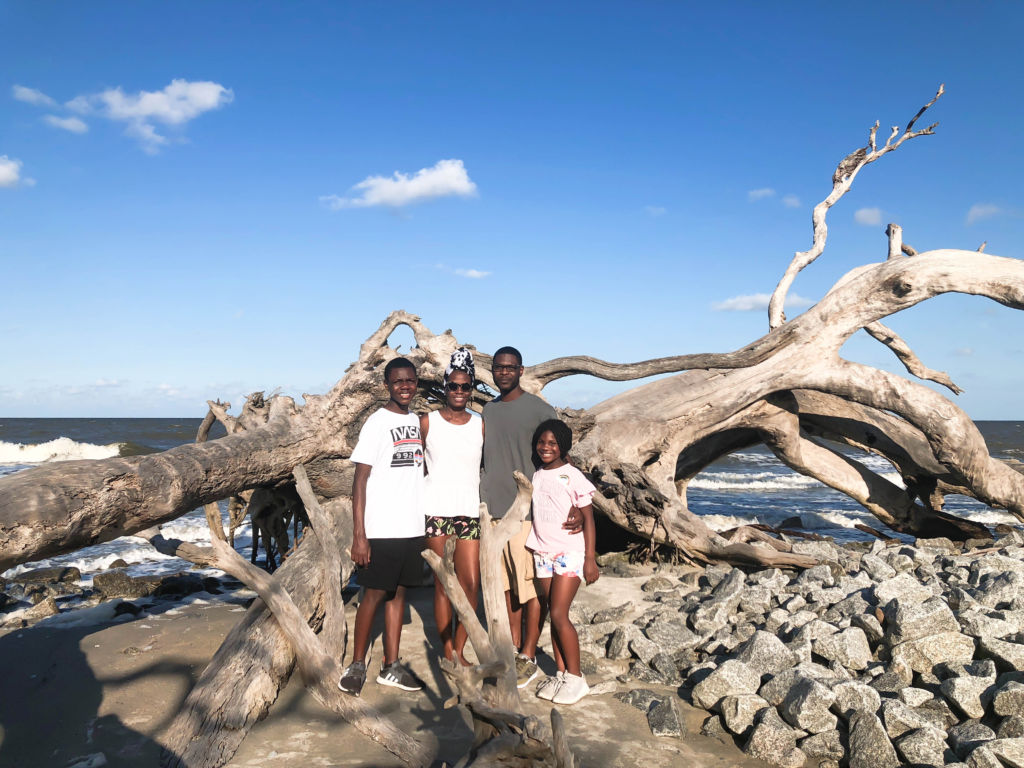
[
  {"x1": 536, "y1": 671, "x2": 565, "y2": 701},
  {"x1": 552, "y1": 672, "x2": 589, "y2": 705}
]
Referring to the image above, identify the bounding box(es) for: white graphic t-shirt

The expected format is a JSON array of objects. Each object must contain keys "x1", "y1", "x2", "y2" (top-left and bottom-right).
[{"x1": 350, "y1": 408, "x2": 425, "y2": 539}]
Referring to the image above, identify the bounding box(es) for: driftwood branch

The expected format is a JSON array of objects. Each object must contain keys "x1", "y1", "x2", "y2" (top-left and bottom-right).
[{"x1": 768, "y1": 84, "x2": 944, "y2": 328}]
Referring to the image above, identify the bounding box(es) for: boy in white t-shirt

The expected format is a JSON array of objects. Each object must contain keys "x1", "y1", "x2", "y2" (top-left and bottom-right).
[{"x1": 339, "y1": 357, "x2": 427, "y2": 696}]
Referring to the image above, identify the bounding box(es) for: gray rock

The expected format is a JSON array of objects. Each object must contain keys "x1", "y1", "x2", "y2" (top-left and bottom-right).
[
  {"x1": 578, "y1": 620, "x2": 617, "y2": 647},
  {"x1": 937, "y1": 659, "x2": 998, "y2": 682},
  {"x1": 22, "y1": 596, "x2": 59, "y2": 622},
  {"x1": 614, "y1": 688, "x2": 663, "y2": 712},
  {"x1": 879, "y1": 698, "x2": 933, "y2": 740},
  {"x1": 739, "y1": 585, "x2": 772, "y2": 614},
  {"x1": 720, "y1": 693, "x2": 768, "y2": 737},
  {"x1": 579, "y1": 650, "x2": 598, "y2": 676},
  {"x1": 848, "y1": 710, "x2": 900, "y2": 768},
  {"x1": 873, "y1": 572, "x2": 933, "y2": 608},
  {"x1": 942, "y1": 675, "x2": 993, "y2": 720},
  {"x1": 765, "y1": 608, "x2": 790, "y2": 633},
  {"x1": 749, "y1": 568, "x2": 790, "y2": 591},
  {"x1": 973, "y1": 572, "x2": 1024, "y2": 609},
  {"x1": 649, "y1": 653, "x2": 681, "y2": 684},
  {"x1": 644, "y1": 616, "x2": 700, "y2": 655},
  {"x1": 890, "y1": 630, "x2": 976, "y2": 674},
  {"x1": 736, "y1": 630, "x2": 799, "y2": 676},
  {"x1": 701, "y1": 563, "x2": 734, "y2": 589},
  {"x1": 969, "y1": 745, "x2": 1006, "y2": 768},
  {"x1": 799, "y1": 729, "x2": 844, "y2": 761},
  {"x1": 949, "y1": 721, "x2": 997, "y2": 759},
  {"x1": 641, "y1": 576, "x2": 674, "y2": 594},
  {"x1": 691, "y1": 659, "x2": 761, "y2": 711},
  {"x1": 782, "y1": 594, "x2": 807, "y2": 613},
  {"x1": 700, "y1": 714, "x2": 728, "y2": 742},
  {"x1": 646, "y1": 697, "x2": 682, "y2": 738},
  {"x1": 831, "y1": 680, "x2": 881, "y2": 718},
  {"x1": 796, "y1": 564, "x2": 836, "y2": 587},
  {"x1": 861, "y1": 553, "x2": 898, "y2": 581},
  {"x1": 851, "y1": 613, "x2": 885, "y2": 645},
  {"x1": 628, "y1": 634, "x2": 660, "y2": 665},
  {"x1": 92, "y1": 570, "x2": 157, "y2": 599},
  {"x1": 994, "y1": 681, "x2": 1024, "y2": 717},
  {"x1": 885, "y1": 596, "x2": 959, "y2": 645},
  {"x1": 916, "y1": 536, "x2": 958, "y2": 552},
  {"x1": 899, "y1": 686, "x2": 934, "y2": 707},
  {"x1": 758, "y1": 663, "x2": 834, "y2": 706},
  {"x1": 743, "y1": 708, "x2": 805, "y2": 768},
  {"x1": 627, "y1": 660, "x2": 669, "y2": 684},
  {"x1": 980, "y1": 636, "x2": 1024, "y2": 672},
  {"x1": 592, "y1": 600, "x2": 635, "y2": 622},
  {"x1": 780, "y1": 677, "x2": 837, "y2": 733},
  {"x1": 1000, "y1": 716, "x2": 1024, "y2": 739},
  {"x1": 813, "y1": 627, "x2": 871, "y2": 670},
  {"x1": 11, "y1": 566, "x2": 82, "y2": 584},
  {"x1": 959, "y1": 610, "x2": 1019, "y2": 639},
  {"x1": 606, "y1": 624, "x2": 639, "y2": 659},
  {"x1": 690, "y1": 569, "x2": 745, "y2": 634},
  {"x1": 895, "y1": 726, "x2": 956, "y2": 767},
  {"x1": 823, "y1": 590, "x2": 871, "y2": 623}
]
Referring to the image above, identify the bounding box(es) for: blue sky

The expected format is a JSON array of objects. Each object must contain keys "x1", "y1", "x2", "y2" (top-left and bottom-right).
[{"x1": 1, "y1": 2, "x2": 1022, "y2": 418}]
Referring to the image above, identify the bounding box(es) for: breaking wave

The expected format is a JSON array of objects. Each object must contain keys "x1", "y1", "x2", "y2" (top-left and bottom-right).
[{"x1": 0, "y1": 437, "x2": 122, "y2": 465}]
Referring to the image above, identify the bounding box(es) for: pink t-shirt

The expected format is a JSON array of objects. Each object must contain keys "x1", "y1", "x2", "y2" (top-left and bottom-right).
[{"x1": 525, "y1": 464, "x2": 596, "y2": 555}]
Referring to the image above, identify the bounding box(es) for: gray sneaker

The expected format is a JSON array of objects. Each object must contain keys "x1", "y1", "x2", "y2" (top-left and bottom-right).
[
  {"x1": 339, "y1": 660, "x2": 366, "y2": 696},
  {"x1": 515, "y1": 655, "x2": 540, "y2": 689},
  {"x1": 376, "y1": 660, "x2": 424, "y2": 691}
]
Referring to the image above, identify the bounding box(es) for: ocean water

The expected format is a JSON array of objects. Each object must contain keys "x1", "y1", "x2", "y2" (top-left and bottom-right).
[{"x1": 1, "y1": 418, "x2": 1022, "y2": 581}]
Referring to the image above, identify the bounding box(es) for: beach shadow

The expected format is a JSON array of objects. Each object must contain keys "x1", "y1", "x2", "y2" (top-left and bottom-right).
[{"x1": 0, "y1": 617, "x2": 187, "y2": 768}]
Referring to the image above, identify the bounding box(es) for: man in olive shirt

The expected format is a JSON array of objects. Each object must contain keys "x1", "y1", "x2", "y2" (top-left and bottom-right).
[{"x1": 481, "y1": 346, "x2": 579, "y2": 688}]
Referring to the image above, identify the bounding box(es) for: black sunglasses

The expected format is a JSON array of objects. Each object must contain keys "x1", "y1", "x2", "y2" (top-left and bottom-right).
[{"x1": 446, "y1": 381, "x2": 473, "y2": 392}]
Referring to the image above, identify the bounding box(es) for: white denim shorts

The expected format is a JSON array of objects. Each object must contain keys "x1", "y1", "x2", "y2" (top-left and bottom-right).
[{"x1": 532, "y1": 551, "x2": 585, "y2": 579}]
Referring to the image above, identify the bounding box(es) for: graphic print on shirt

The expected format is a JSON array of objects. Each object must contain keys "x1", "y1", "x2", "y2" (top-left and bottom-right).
[{"x1": 390, "y1": 424, "x2": 424, "y2": 469}]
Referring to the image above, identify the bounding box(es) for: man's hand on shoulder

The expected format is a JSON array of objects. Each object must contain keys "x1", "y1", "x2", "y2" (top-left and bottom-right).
[{"x1": 563, "y1": 505, "x2": 584, "y2": 535}]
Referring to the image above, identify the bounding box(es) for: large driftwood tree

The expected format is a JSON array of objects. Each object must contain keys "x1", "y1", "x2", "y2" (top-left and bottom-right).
[{"x1": 2, "y1": 85, "x2": 1023, "y2": 765}]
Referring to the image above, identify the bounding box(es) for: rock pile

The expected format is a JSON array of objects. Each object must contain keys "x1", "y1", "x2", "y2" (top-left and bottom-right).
[
  {"x1": 0, "y1": 565, "x2": 228, "y2": 627},
  {"x1": 599, "y1": 533, "x2": 1024, "y2": 767}
]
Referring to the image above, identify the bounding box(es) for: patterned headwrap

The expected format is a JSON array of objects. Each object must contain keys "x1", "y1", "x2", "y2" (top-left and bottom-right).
[{"x1": 444, "y1": 347, "x2": 476, "y2": 385}]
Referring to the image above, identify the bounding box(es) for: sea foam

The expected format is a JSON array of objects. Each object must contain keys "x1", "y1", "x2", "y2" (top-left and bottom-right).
[{"x1": 0, "y1": 437, "x2": 121, "y2": 464}]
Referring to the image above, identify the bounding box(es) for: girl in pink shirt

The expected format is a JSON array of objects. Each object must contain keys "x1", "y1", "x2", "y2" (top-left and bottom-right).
[{"x1": 526, "y1": 419, "x2": 599, "y2": 705}]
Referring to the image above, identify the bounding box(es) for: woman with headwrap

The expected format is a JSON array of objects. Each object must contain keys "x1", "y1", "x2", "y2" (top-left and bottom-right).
[{"x1": 419, "y1": 347, "x2": 484, "y2": 665}]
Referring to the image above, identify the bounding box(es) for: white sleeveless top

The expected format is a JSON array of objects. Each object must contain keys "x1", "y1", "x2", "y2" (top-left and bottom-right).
[{"x1": 424, "y1": 409, "x2": 483, "y2": 518}]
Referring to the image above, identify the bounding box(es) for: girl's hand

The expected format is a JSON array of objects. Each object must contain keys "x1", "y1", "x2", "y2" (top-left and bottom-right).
[
  {"x1": 563, "y1": 505, "x2": 584, "y2": 534},
  {"x1": 583, "y1": 556, "x2": 600, "y2": 585}
]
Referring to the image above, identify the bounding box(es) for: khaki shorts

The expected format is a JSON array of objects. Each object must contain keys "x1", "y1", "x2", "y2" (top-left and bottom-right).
[{"x1": 501, "y1": 520, "x2": 537, "y2": 603}]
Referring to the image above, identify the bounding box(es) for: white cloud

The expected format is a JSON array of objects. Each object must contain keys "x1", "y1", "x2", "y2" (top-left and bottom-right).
[
  {"x1": 0, "y1": 155, "x2": 23, "y2": 188},
  {"x1": 748, "y1": 188, "x2": 775, "y2": 202},
  {"x1": 12, "y1": 85, "x2": 56, "y2": 107},
  {"x1": 713, "y1": 292, "x2": 814, "y2": 312},
  {"x1": 436, "y1": 263, "x2": 491, "y2": 279},
  {"x1": 782, "y1": 194, "x2": 801, "y2": 208},
  {"x1": 21, "y1": 177, "x2": 36, "y2": 187},
  {"x1": 854, "y1": 207, "x2": 883, "y2": 226},
  {"x1": 645, "y1": 205, "x2": 666, "y2": 217},
  {"x1": 43, "y1": 115, "x2": 88, "y2": 134},
  {"x1": 321, "y1": 159, "x2": 478, "y2": 209},
  {"x1": 966, "y1": 203, "x2": 1004, "y2": 226},
  {"x1": 953, "y1": 347, "x2": 975, "y2": 357},
  {"x1": 68, "y1": 79, "x2": 233, "y2": 152}
]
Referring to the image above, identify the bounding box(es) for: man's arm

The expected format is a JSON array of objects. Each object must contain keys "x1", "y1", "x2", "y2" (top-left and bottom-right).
[{"x1": 351, "y1": 462, "x2": 372, "y2": 566}]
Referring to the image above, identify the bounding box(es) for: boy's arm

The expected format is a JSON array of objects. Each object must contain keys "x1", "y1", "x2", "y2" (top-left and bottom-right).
[
  {"x1": 580, "y1": 503, "x2": 599, "y2": 584},
  {"x1": 351, "y1": 462, "x2": 372, "y2": 566}
]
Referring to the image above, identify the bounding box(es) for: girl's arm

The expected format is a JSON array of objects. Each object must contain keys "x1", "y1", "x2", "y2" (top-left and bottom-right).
[{"x1": 579, "y1": 503, "x2": 599, "y2": 584}]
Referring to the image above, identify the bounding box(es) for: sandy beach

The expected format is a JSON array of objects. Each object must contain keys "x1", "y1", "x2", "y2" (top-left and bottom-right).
[{"x1": 0, "y1": 569, "x2": 762, "y2": 768}]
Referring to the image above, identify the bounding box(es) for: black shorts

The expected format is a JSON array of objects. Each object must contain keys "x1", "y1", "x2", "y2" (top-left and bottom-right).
[{"x1": 357, "y1": 536, "x2": 426, "y2": 592}]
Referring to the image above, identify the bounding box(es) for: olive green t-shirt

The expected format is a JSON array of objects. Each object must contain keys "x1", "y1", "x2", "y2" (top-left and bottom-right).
[{"x1": 481, "y1": 392, "x2": 556, "y2": 519}]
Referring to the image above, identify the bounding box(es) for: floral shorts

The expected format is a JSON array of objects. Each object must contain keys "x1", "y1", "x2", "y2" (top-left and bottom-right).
[
  {"x1": 532, "y1": 551, "x2": 585, "y2": 579},
  {"x1": 425, "y1": 515, "x2": 480, "y2": 541}
]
